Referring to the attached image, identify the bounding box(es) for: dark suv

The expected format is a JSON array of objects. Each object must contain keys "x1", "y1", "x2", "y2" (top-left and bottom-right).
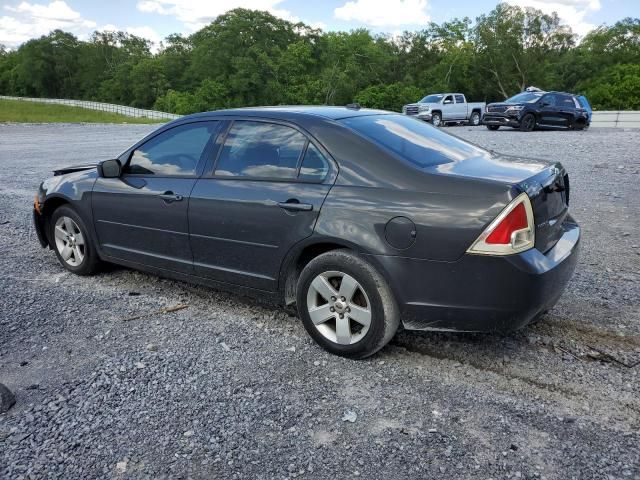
[{"x1": 483, "y1": 91, "x2": 590, "y2": 132}]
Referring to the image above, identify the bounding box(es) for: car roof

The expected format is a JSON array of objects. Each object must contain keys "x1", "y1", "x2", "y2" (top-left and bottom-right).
[
  {"x1": 530, "y1": 91, "x2": 581, "y2": 97},
  {"x1": 181, "y1": 106, "x2": 393, "y2": 121}
]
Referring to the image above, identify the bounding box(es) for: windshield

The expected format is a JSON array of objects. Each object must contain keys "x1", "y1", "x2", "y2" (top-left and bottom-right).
[
  {"x1": 505, "y1": 92, "x2": 544, "y2": 104},
  {"x1": 419, "y1": 94, "x2": 444, "y2": 103},
  {"x1": 340, "y1": 114, "x2": 488, "y2": 169}
]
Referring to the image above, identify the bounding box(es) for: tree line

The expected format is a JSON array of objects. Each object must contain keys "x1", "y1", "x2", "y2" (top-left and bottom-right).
[{"x1": 0, "y1": 4, "x2": 638, "y2": 114}]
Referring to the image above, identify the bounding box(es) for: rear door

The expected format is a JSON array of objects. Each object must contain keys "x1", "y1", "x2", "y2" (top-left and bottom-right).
[
  {"x1": 92, "y1": 121, "x2": 220, "y2": 273},
  {"x1": 453, "y1": 94, "x2": 467, "y2": 120},
  {"x1": 440, "y1": 94, "x2": 456, "y2": 120},
  {"x1": 189, "y1": 119, "x2": 336, "y2": 291},
  {"x1": 556, "y1": 94, "x2": 579, "y2": 127},
  {"x1": 538, "y1": 94, "x2": 565, "y2": 126}
]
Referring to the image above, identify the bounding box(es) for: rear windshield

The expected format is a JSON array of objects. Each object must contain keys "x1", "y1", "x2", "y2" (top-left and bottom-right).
[
  {"x1": 340, "y1": 114, "x2": 488, "y2": 168},
  {"x1": 578, "y1": 96, "x2": 592, "y2": 111}
]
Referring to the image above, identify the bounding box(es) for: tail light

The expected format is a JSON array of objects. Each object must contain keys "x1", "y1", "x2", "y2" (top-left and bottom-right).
[{"x1": 467, "y1": 193, "x2": 535, "y2": 255}]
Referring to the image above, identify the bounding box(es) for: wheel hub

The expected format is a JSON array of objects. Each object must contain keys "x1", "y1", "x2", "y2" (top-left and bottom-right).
[{"x1": 333, "y1": 299, "x2": 347, "y2": 313}]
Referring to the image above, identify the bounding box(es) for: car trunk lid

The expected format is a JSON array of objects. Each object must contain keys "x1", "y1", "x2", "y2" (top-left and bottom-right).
[{"x1": 522, "y1": 164, "x2": 570, "y2": 253}]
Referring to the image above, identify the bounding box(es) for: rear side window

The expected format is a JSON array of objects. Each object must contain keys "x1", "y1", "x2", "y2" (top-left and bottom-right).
[
  {"x1": 454, "y1": 94, "x2": 465, "y2": 103},
  {"x1": 126, "y1": 122, "x2": 216, "y2": 176},
  {"x1": 299, "y1": 143, "x2": 329, "y2": 181},
  {"x1": 215, "y1": 121, "x2": 306, "y2": 179},
  {"x1": 558, "y1": 94, "x2": 577, "y2": 109},
  {"x1": 340, "y1": 114, "x2": 488, "y2": 168}
]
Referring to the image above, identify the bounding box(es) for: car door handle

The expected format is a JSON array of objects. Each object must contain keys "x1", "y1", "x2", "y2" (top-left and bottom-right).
[
  {"x1": 277, "y1": 201, "x2": 313, "y2": 212},
  {"x1": 158, "y1": 192, "x2": 183, "y2": 203}
]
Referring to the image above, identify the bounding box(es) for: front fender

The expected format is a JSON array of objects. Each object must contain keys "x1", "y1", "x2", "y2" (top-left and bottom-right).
[{"x1": 35, "y1": 169, "x2": 98, "y2": 249}]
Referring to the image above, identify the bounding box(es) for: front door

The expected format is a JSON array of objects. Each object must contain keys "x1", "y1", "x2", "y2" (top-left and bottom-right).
[
  {"x1": 92, "y1": 121, "x2": 219, "y2": 273},
  {"x1": 189, "y1": 119, "x2": 335, "y2": 291}
]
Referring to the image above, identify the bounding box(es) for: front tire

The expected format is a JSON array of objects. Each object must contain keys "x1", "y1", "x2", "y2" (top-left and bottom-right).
[
  {"x1": 50, "y1": 205, "x2": 101, "y2": 275},
  {"x1": 520, "y1": 113, "x2": 536, "y2": 132},
  {"x1": 486, "y1": 125, "x2": 499, "y2": 131},
  {"x1": 296, "y1": 250, "x2": 400, "y2": 359},
  {"x1": 431, "y1": 112, "x2": 442, "y2": 127}
]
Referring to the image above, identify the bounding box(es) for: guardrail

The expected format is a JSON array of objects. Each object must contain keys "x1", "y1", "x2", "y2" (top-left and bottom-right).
[
  {"x1": 2, "y1": 95, "x2": 638, "y2": 127},
  {"x1": 590, "y1": 111, "x2": 640, "y2": 128},
  {"x1": 0, "y1": 95, "x2": 181, "y2": 120}
]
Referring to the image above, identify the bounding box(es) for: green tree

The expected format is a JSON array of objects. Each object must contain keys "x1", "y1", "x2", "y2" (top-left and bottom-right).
[
  {"x1": 578, "y1": 64, "x2": 640, "y2": 110},
  {"x1": 473, "y1": 3, "x2": 574, "y2": 100},
  {"x1": 0, "y1": 7, "x2": 638, "y2": 112},
  {"x1": 354, "y1": 83, "x2": 422, "y2": 111}
]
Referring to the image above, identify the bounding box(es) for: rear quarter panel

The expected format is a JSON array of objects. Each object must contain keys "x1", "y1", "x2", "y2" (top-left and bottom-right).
[{"x1": 315, "y1": 183, "x2": 513, "y2": 262}]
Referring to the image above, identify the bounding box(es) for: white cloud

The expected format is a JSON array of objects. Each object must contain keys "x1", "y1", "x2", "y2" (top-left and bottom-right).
[
  {"x1": 126, "y1": 25, "x2": 162, "y2": 50},
  {"x1": 504, "y1": 0, "x2": 601, "y2": 37},
  {"x1": 0, "y1": 1, "x2": 163, "y2": 50},
  {"x1": 309, "y1": 21, "x2": 327, "y2": 31},
  {"x1": 334, "y1": 0, "x2": 430, "y2": 27},
  {"x1": 136, "y1": 0, "x2": 299, "y2": 32},
  {"x1": 1, "y1": 1, "x2": 96, "y2": 46}
]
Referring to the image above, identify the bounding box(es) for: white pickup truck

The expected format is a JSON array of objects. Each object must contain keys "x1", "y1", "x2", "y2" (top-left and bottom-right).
[{"x1": 402, "y1": 93, "x2": 486, "y2": 127}]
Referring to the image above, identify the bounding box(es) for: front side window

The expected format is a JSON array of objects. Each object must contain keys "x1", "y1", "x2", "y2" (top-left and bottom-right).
[
  {"x1": 443, "y1": 95, "x2": 454, "y2": 104},
  {"x1": 541, "y1": 94, "x2": 558, "y2": 107},
  {"x1": 126, "y1": 122, "x2": 217, "y2": 176},
  {"x1": 215, "y1": 121, "x2": 307, "y2": 179},
  {"x1": 341, "y1": 114, "x2": 488, "y2": 168}
]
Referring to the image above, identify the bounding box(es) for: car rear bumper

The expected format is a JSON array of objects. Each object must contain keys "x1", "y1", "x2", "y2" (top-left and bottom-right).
[
  {"x1": 368, "y1": 218, "x2": 580, "y2": 333},
  {"x1": 483, "y1": 114, "x2": 520, "y2": 128}
]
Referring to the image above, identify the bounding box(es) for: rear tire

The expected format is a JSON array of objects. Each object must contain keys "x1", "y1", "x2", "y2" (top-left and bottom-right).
[
  {"x1": 469, "y1": 111, "x2": 481, "y2": 126},
  {"x1": 486, "y1": 125, "x2": 499, "y2": 131},
  {"x1": 520, "y1": 113, "x2": 536, "y2": 132},
  {"x1": 296, "y1": 250, "x2": 399, "y2": 359},
  {"x1": 572, "y1": 118, "x2": 587, "y2": 131},
  {"x1": 50, "y1": 205, "x2": 101, "y2": 275}
]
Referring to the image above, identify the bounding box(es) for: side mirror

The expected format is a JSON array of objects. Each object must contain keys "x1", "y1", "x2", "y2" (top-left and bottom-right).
[
  {"x1": 444, "y1": 99, "x2": 453, "y2": 104},
  {"x1": 98, "y1": 159, "x2": 122, "y2": 178}
]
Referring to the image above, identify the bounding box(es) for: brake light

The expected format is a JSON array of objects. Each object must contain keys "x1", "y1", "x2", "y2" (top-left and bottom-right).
[{"x1": 467, "y1": 193, "x2": 535, "y2": 255}]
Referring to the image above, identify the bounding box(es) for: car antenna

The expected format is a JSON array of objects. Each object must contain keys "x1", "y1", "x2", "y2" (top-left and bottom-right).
[{"x1": 346, "y1": 103, "x2": 361, "y2": 110}]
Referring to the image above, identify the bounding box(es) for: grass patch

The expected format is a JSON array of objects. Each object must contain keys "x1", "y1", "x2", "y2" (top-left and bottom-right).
[{"x1": 0, "y1": 99, "x2": 166, "y2": 124}]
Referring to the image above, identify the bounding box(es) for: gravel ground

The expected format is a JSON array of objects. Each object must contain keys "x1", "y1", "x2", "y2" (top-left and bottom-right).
[{"x1": 0, "y1": 123, "x2": 639, "y2": 480}]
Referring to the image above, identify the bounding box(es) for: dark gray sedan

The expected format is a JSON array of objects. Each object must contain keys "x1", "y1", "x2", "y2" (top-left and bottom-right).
[{"x1": 33, "y1": 106, "x2": 580, "y2": 358}]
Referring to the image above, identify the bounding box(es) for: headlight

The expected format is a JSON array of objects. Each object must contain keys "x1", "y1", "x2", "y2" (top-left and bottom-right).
[
  {"x1": 505, "y1": 105, "x2": 524, "y2": 113},
  {"x1": 418, "y1": 104, "x2": 430, "y2": 112}
]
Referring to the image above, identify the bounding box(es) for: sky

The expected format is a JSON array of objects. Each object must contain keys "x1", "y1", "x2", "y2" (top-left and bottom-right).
[{"x1": 0, "y1": 0, "x2": 638, "y2": 49}]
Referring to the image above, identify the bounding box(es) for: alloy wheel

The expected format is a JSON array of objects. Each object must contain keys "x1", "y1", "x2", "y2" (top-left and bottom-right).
[
  {"x1": 306, "y1": 271, "x2": 372, "y2": 345},
  {"x1": 432, "y1": 114, "x2": 442, "y2": 127},
  {"x1": 54, "y1": 216, "x2": 85, "y2": 267},
  {"x1": 521, "y1": 114, "x2": 535, "y2": 131}
]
